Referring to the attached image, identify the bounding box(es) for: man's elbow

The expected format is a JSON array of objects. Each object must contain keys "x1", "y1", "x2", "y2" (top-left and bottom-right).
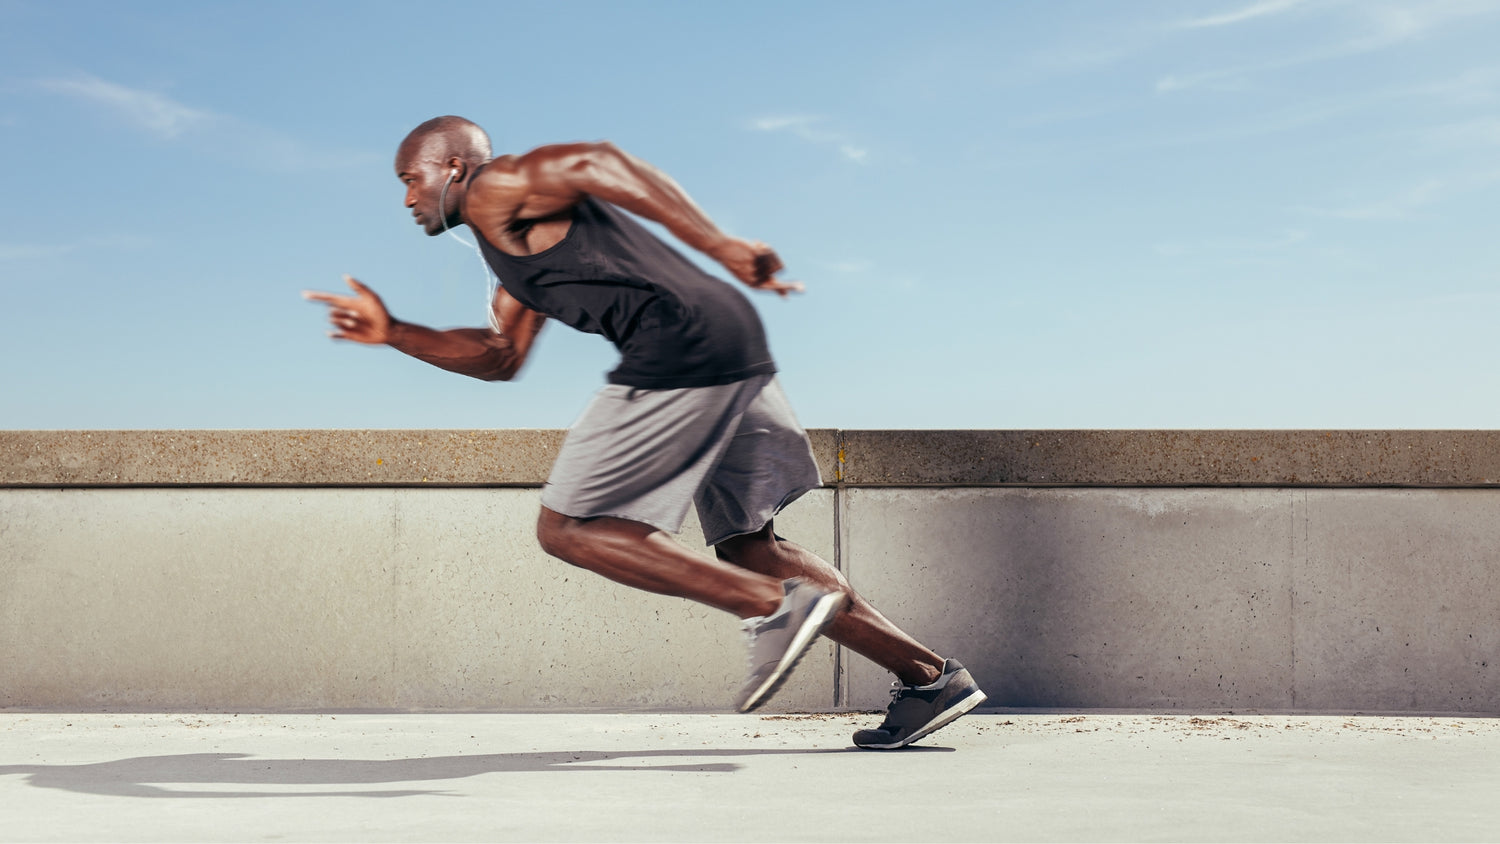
[
  {"x1": 456, "y1": 352, "x2": 522, "y2": 382},
  {"x1": 473, "y1": 335, "x2": 525, "y2": 381},
  {"x1": 471, "y1": 362, "x2": 520, "y2": 382}
]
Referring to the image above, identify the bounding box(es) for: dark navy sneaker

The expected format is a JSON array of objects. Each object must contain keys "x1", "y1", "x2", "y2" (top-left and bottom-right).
[
  {"x1": 735, "y1": 579, "x2": 845, "y2": 712},
  {"x1": 853, "y1": 659, "x2": 987, "y2": 749}
]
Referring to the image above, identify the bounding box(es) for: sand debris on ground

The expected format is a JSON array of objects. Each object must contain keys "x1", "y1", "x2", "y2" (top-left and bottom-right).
[{"x1": 753, "y1": 711, "x2": 1500, "y2": 742}]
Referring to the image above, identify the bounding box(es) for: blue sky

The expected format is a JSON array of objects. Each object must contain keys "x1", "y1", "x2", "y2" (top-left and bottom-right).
[{"x1": 2, "y1": 0, "x2": 1498, "y2": 430}]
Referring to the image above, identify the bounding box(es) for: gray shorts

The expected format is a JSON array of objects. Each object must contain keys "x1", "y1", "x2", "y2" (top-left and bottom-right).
[{"x1": 541, "y1": 374, "x2": 822, "y2": 546}]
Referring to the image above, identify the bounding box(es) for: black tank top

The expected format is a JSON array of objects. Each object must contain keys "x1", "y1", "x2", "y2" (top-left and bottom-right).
[{"x1": 474, "y1": 196, "x2": 777, "y2": 389}]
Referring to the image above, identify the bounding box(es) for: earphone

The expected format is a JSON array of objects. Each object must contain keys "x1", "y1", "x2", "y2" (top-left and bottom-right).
[{"x1": 436, "y1": 163, "x2": 504, "y2": 334}]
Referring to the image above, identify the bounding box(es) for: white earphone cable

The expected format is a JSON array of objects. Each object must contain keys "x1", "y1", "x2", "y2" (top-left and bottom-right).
[{"x1": 438, "y1": 169, "x2": 504, "y2": 333}]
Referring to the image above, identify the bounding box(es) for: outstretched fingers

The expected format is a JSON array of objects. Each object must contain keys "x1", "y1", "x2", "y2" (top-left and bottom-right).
[
  {"x1": 302, "y1": 275, "x2": 372, "y2": 306},
  {"x1": 301, "y1": 290, "x2": 355, "y2": 337},
  {"x1": 302, "y1": 289, "x2": 355, "y2": 308},
  {"x1": 302, "y1": 275, "x2": 390, "y2": 342}
]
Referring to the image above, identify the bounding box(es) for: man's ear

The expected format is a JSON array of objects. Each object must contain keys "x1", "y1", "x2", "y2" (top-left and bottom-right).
[{"x1": 447, "y1": 157, "x2": 467, "y2": 181}]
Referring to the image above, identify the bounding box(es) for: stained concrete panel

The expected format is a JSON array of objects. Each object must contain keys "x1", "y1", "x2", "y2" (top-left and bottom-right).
[
  {"x1": 381, "y1": 488, "x2": 836, "y2": 712},
  {"x1": 1294, "y1": 489, "x2": 1500, "y2": 712},
  {"x1": 0, "y1": 489, "x2": 402, "y2": 709},
  {"x1": 0, "y1": 488, "x2": 835, "y2": 712},
  {"x1": 839, "y1": 488, "x2": 1297, "y2": 710},
  {"x1": 11, "y1": 427, "x2": 1500, "y2": 714}
]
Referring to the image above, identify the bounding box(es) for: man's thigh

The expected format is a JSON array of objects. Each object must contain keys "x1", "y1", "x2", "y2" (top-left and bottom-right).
[
  {"x1": 697, "y1": 378, "x2": 823, "y2": 547},
  {"x1": 542, "y1": 376, "x2": 771, "y2": 536}
]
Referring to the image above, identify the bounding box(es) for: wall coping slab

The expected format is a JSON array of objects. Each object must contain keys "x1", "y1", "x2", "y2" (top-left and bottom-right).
[{"x1": 6, "y1": 429, "x2": 1500, "y2": 488}]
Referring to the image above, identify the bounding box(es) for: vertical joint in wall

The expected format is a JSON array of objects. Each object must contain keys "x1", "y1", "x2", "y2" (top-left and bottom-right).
[{"x1": 833, "y1": 429, "x2": 847, "y2": 709}]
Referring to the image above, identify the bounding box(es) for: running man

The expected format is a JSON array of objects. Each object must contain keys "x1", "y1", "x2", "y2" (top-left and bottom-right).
[{"x1": 304, "y1": 116, "x2": 985, "y2": 748}]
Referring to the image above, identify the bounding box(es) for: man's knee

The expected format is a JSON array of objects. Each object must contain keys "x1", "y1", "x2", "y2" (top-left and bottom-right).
[
  {"x1": 715, "y1": 523, "x2": 777, "y2": 564},
  {"x1": 536, "y1": 508, "x2": 579, "y2": 560}
]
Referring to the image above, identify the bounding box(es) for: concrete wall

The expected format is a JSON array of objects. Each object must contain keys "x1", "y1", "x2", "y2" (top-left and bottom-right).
[{"x1": 4, "y1": 430, "x2": 1500, "y2": 714}]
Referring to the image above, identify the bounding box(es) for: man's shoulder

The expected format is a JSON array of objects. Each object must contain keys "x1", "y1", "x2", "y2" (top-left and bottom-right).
[
  {"x1": 473, "y1": 145, "x2": 606, "y2": 226},
  {"x1": 471, "y1": 155, "x2": 525, "y2": 193},
  {"x1": 465, "y1": 156, "x2": 530, "y2": 225},
  {"x1": 472, "y1": 144, "x2": 607, "y2": 203}
]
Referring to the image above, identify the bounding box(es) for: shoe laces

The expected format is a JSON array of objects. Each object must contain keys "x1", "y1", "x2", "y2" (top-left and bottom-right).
[{"x1": 888, "y1": 679, "x2": 913, "y2": 702}]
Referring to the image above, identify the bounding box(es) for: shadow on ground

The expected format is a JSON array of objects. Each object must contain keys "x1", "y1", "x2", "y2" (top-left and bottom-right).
[{"x1": 0, "y1": 745, "x2": 952, "y2": 799}]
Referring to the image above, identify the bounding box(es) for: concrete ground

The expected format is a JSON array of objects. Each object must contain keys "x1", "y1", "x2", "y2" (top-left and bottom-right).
[{"x1": 3, "y1": 711, "x2": 1499, "y2": 843}]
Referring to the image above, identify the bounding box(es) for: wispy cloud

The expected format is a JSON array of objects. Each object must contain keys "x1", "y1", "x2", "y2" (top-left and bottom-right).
[
  {"x1": 838, "y1": 145, "x2": 869, "y2": 164},
  {"x1": 38, "y1": 74, "x2": 214, "y2": 139},
  {"x1": 750, "y1": 116, "x2": 810, "y2": 133},
  {"x1": 1026, "y1": 40, "x2": 1153, "y2": 75},
  {"x1": 1352, "y1": 0, "x2": 1500, "y2": 50},
  {"x1": 1155, "y1": 47, "x2": 1325, "y2": 94},
  {"x1": 0, "y1": 234, "x2": 152, "y2": 262},
  {"x1": 1019, "y1": 5, "x2": 1312, "y2": 81},
  {"x1": 1156, "y1": 68, "x2": 1256, "y2": 94},
  {"x1": 35, "y1": 72, "x2": 377, "y2": 171},
  {"x1": 748, "y1": 115, "x2": 869, "y2": 164},
  {"x1": 1146, "y1": 65, "x2": 1500, "y2": 148},
  {"x1": 0, "y1": 242, "x2": 67, "y2": 261},
  {"x1": 1010, "y1": 99, "x2": 1136, "y2": 129},
  {"x1": 1419, "y1": 117, "x2": 1500, "y2": 151},
  {"x1": 1158, "y1": 1, "x2": 1500, "y2": 93},
  {"x1": 1406, "y1": 65, "x2": 1500, "y2": 105},
  {"x1": 1155, "y1": 229, "x2": 1310, "y2": 257},
  {"x1": 1175, "y1": 0, "x2": 1309, "y2": 29},
  {"x1": 1297, "y1": 179, "x2": 1449, "y2": 220}
]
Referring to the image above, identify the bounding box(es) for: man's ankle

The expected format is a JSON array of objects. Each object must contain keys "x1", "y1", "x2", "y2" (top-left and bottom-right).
[
  {"x1": 897, "y1": 660, "x2": 944, "y2": 688},
  {"x1": 737, "y1": 579, "x2": 787, "y2": 620}
]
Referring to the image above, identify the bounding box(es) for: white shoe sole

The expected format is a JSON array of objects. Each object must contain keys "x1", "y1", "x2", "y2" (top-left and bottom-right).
[
  {"x1": 737, "y1": 590, "x2": 843, "y2": 712},
  {"x1": 856, "y1": 686, "x2": 989, "y2": 749}
]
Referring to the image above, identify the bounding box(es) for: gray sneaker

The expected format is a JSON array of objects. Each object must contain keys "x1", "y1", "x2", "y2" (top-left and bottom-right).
[
  {"x1": 735, "y1": 579, "x2": 845, "y2": 712},
  {"x1": 853, "y1": 659, "x2": 987, "y2": 749}
]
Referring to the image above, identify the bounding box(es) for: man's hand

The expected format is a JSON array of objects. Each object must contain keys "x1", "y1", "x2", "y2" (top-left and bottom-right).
[
  {"x1": 302, "y1": 275, "x2": 395, "y2": 345},
  {"x1": 711, "y1": 237, "x2": 805, "y2": 297}
]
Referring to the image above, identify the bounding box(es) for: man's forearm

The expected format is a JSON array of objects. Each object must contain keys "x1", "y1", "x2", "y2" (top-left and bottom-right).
[{"x1": 387, "y1": 321, "x2": 521, "y2": 382}]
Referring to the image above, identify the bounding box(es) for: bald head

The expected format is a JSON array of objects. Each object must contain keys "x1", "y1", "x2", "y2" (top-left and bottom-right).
[
  {"x1": 396, "y1": 115, "x2": 492, "y2": 172},
  {"x1": 395, "y1": 116, "x2": 494, "y2": 236}
]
